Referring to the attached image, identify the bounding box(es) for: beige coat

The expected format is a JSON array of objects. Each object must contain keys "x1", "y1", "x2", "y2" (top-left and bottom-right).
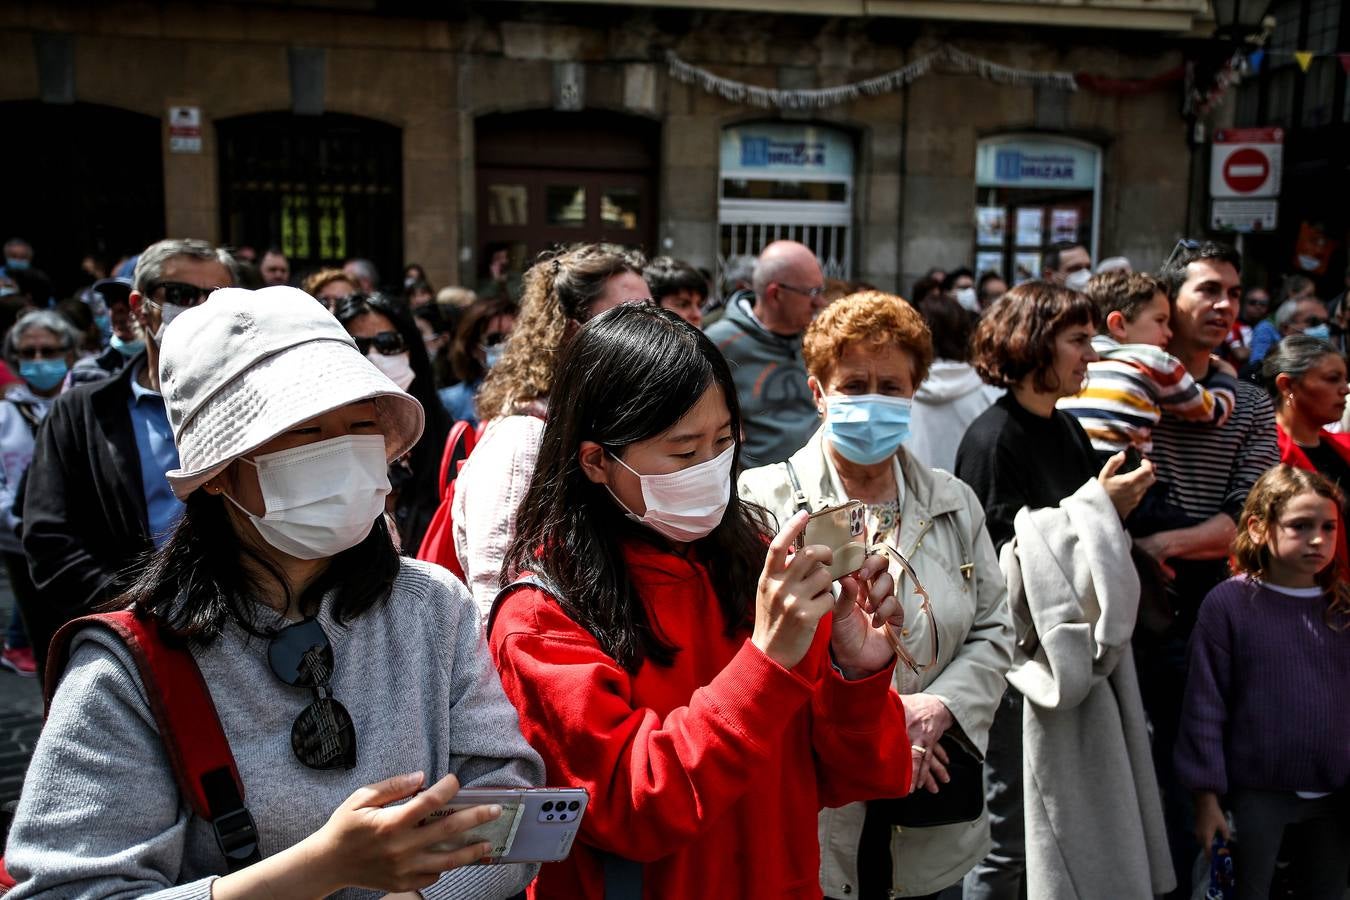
[{"x1": 738, "y1": 428, "x2": 1014, "y2": 897}]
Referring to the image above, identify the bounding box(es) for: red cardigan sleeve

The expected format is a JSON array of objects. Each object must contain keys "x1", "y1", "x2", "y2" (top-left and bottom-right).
[{"x1": 490, "y1": 592, "x2": 819, "y2": 863}]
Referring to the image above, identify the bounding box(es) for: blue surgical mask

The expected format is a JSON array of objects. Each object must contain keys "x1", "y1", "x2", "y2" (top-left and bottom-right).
[
  {"x1": 110, "y1": 333, "x2": 146, "y2": 358},
  {"x1": 824, "y1": 394, "x2": 913, "y2": 465},
  {"x1": 1304, "y1": 323, "x2": 1332, "y2": 341},
  {"x1": 483, "y1": 344, "x2": 504, "y2": 369},
  {"x1": 4, "y1": 258, "x2": 29, "y2": 272},
  {"x1": 20, "y1": 359, "x2": 68, "y2": 392}
]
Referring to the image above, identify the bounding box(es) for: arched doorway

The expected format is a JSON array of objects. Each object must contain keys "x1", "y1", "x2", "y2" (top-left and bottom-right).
[
  {"x1": 474, "y1": 110, "x2": 659, "y2": 293},
  {"x1": 217, "y1": 112, "x2": 402, "y2": 284},
  {"x1": 0, "y1": 101, "x2": 164, "y2": 297}
]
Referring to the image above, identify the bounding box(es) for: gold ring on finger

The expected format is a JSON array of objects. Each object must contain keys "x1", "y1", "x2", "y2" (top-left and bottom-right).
[{"x1": 911, "y1": 744, "x2": 928, "y2": 756}]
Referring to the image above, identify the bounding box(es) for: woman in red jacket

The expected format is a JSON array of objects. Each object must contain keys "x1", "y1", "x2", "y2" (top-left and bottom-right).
[{"x1": 489, "y1": 303, "x2": 913, "y2": 899}]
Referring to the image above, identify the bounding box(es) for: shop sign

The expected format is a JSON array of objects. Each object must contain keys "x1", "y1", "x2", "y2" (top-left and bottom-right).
[
  {"x1": 1209, "y1": 128, "x2": 1282, "y2": 199},
  {"x1": 720, "y1": 123, "x2": 854, "y2": 180},
  {"x1": 976, "y1": 139, "x2": 1097, "y2": 190}
]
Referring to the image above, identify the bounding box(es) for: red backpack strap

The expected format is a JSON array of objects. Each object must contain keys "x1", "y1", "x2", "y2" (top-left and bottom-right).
[{"x1": 44, "y1": 611, "x2": 262, "y2": 872}]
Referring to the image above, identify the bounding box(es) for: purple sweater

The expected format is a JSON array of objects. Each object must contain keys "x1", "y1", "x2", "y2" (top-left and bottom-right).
[{"x1": 1174, "y1": 576, "x2": 1350, "y2": 795}]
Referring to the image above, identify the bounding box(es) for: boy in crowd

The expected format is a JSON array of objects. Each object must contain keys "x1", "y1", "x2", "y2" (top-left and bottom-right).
[
  {"x1": 643, "y1": 256, "x2": 706, "y2": 328},
  {"x1": 1060, "y1": 271, "x2": 1238, "y2": 461}
]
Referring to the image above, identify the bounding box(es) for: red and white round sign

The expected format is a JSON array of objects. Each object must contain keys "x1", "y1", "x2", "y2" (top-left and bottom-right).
[{"x1": 1223, "y1": 148, "x2": 1270, "y2": 194}]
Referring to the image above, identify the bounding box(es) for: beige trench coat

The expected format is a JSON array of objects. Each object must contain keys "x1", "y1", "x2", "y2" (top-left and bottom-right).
[{"x1": 738, "y1": 428, "x2": 1014, "y2": 897}]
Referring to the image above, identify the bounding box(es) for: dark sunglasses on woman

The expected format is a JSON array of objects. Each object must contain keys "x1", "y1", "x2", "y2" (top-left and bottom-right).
[
  {"x1": 267, "y1": 617, "x2": 357, "y2": 770},
  {"x1": 353, "y1": 331, "x2": 406, "y2": 357}
]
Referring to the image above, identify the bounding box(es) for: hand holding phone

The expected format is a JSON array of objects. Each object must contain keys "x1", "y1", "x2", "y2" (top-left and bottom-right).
[
  {"x1": 427, "y1": 787, "x2": 589, "y2": 864},
  {"x1": 794, "y1": 500, "x2": 867, "y2": 579}
]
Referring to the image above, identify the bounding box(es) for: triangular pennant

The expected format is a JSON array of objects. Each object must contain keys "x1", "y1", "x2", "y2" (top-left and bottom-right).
[
  {"x1": 1294, "y1": 51, "x2": 1314, "y2": 73},
  {"x1": 1340, "y1": 53, "x2": 1350, "y2": 75},
  {"x1": 1248, "y1": 49, "x2": 1265, "y2": 72}
]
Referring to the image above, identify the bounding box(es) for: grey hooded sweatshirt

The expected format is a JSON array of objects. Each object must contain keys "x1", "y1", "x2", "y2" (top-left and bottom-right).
[{"x1": 703, "y1": 297, "x2": 818, "y2": 468}]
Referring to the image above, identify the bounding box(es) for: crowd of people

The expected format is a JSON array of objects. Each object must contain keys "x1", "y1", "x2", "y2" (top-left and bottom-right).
[{"x1": 0, "y1": 231, "x2": 1345, "y2": 900}]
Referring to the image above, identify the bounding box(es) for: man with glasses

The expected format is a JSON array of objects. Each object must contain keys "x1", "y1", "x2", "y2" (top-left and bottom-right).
[
  {"x1": 21, "y1": 239, "x2": 236, "y2": 664},
  {"x1": 705, "y1": 240, "x2": 829, "y2": 467},
  {"x1": 1225, "y1": 285, "x2": 1270, "y2": 368},
  {"x1": 1247, "y1": 295, "x2": 1330, "y2": 370},
  {"x1": 1131, "y1": 239, "x2": 1279, "y2": 896}
]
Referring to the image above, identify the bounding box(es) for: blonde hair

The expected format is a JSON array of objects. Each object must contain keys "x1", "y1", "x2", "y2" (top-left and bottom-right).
[
  {"x1": 476, "y1": 244, "x2": 643, "y2": 420},
  {"x1": 301, "y1": 268, "x2": 358, "y2": 300},
  {"x1": 1232, "y1": 464, "x2": 1350, "y2": 630}
]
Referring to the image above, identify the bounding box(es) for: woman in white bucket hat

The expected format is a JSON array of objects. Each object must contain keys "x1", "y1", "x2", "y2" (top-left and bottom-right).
[{"x1": 6, "y1": 286, "x2": 545, "y2": 900}]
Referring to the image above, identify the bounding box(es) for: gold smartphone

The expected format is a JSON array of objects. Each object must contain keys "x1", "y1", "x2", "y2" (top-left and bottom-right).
[{"x1": 793, "y1": 500, "x2": 867, "y2": 579}]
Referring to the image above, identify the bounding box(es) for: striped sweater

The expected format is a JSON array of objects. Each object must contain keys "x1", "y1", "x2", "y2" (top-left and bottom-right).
[{"x1": 1059, "y1": 335, "x2": 1239, "y2": 454}]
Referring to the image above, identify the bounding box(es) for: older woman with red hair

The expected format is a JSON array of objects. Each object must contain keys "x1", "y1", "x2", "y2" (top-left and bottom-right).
[{"x1": 739, "y1": 291, "x2": 1014, "y2": 900}]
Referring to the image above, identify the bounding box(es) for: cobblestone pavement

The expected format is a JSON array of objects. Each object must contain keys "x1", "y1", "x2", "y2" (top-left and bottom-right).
[{"x1": 0, "y1": 565, "x2": 44, "y2": 847}]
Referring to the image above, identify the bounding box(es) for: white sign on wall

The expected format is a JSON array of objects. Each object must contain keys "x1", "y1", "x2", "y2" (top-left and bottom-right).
[
  {"x1": 168, "y1": 106, "x2": 202, "y2": 154},
  {"x1": 720, "y1": 123, "x2": 855, "y2": 181},
  {"x1": 1209, "y1": 127, "x2": 1283, "y2": 199}
]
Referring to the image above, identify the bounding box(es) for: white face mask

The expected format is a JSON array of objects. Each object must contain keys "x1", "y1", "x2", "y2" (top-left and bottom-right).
[
  {"x1": 223, "y1": 434, "x2": 391, "y2": 560},
  {"x1": 153, "y1": 302, "x2": 188, "y2": 341},
  {"x1": 1064, "y1": 269, "x2": 1092, "y2": 292},
  {"x1": 607, "y1": 444, "x2": 735, "y2": 542},
  {"x1": 368, "y1": 350, "x2": 415, "y2": 391},
  {"x1": 953, "y1": 287, "x2": 979, "y2": 312}
]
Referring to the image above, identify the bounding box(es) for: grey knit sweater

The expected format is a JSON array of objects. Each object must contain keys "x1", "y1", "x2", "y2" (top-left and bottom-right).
[{"x1": 5, "y1": 559, "x2": 545, "y2": 899}]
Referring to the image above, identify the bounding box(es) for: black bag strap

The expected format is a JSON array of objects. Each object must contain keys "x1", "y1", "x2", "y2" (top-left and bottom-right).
[
  {"x1": 6, "y1": 400, "x2": 42, "y2": 436},
  {"x1": 486, "y1": 576, "x2": 643, "y2": 900}
]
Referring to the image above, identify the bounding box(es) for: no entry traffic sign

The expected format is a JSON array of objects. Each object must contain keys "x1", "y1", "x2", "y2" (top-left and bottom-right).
[{"x1": 1210, "y1": 128, "x2": 1282, "y2": 198}]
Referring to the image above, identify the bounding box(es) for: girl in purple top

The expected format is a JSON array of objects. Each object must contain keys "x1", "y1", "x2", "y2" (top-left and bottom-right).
[{"x1": 1176, "y1": 465, "x2": 1350, "y2": 899}]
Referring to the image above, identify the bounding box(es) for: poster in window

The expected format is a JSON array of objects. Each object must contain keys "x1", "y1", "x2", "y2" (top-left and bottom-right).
[
  {"x1": 1051, "y1": 208, "x2": 1080, "y2": 244},
  {"x1": 976, "y1": 206, "x2": 1006, "y2": 246},
  {"x1": 1015, "y1": 208, "x2": 1044, "y2": 246},
  {"x1": 1014, "y1": 253, "x2": 1042, "y2": 285},
  {"x1": 975, "y1": 251, "x2": 1004, "y2": 279}
]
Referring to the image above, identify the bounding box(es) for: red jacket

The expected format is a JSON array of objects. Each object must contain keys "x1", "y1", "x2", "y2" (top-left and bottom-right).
[
  {"x1": 1276, "y1": 423, "x2": 1350, "y2": 564},
  {"x1": 489, "y1": 539, "x2": 912, "y2": 899}
]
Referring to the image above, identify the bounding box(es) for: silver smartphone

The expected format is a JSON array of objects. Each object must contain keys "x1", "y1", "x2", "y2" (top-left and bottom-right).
[{"x1": 428, "y1": 787, "x2": 590, "y2": 863}]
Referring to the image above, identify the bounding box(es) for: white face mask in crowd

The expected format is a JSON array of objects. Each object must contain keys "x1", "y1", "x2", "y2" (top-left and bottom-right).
[
  {"x1": 223, "y1": 434, "x2": 391, "y2": 560},
  {"x1": 607, "y1": 443, "x2": 735, "y2": 542},
  {"x1": 953, "y1": 286, "x2": 979, "y2": 312},
  {"x1": 153, "y1": 302, "x2": 188, "y2": 341},
  {"x1": 1064, "y1": 269, "x2": 1092, "y2": 292},
  {"x1": 367, "y1": 350, "x2": 415, "y2": 391}
]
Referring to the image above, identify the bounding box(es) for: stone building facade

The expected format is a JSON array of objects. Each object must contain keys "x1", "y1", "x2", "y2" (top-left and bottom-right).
[{"x1": 0, "y1": 0, "x2": 1214, "y2": 296}]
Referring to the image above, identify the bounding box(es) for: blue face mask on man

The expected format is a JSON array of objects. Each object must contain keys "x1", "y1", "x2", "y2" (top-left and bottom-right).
[
  {"x1": 20, "y1": 358, "x2": 68, "y2": 392},
  {"x1": 4, "y1": 257, "x2": 30, "y2": 272},
  {"x1": 822, "y1": 393, "x2": 913, "y2": 465},
  {"x1": 1303, "y1": 323, "x2": 1332, "y2": 341},
  {"x1": 110, "y1": 333, "x2": 146, "y2": 358}
]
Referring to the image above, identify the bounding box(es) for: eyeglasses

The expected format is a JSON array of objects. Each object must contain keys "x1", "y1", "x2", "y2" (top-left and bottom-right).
[
  {"x1": 15, "y1": 345, "x2": 68, "y2": 360},
  {"x1": 777, "y1": 282, "x2": 827, "y2": 299},
  {"x1": 353, "y1": 331, "x2": 406, "y2": 356},
  {"x1": 147, "y1": 281, "x2": 217, "y2": 307},
  {"x1": 1305, "y1": 317, "x2": 1328, "y2": 328},
  {"x1": 1162, "y1": 239, "x2": 1203, "y2": 270},
  {"x1": 481, "y1": 331, "x2": 510, "y2": 348},
  {"x1": 867, "y1": 543, "x2": 940, "y2": 676},
  {"x1": 268, "y1": 618, "x2": 357, "y2": 770}
]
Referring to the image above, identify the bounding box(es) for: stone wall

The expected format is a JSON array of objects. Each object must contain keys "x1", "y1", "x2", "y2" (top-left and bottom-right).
[{"x1": 0, "y1": 2, "x2": 1198, "y2": 292}]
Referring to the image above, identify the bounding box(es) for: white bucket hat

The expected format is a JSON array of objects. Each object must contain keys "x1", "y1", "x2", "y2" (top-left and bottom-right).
[{"x1": 159, "y1": 285, "x2": 425, "y2": 499}]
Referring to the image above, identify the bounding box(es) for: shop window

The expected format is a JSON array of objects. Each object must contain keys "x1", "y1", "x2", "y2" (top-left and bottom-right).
[
  {"x1": 973, "y1": 136, "x2": 1101, "y2": 283},
  {"x1": 717, "y1": 122, "x2": 855, "y2": 280},
  {"x1": 217, "y1": 112, "x2": 402, "y2": 281}
]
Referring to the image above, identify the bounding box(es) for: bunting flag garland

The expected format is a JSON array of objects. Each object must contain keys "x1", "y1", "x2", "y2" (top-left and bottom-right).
[
  {"x1": 665, "y1": 46, "x2": 1078, "y2": 110},
  {"x1": 1294, "y1": 51, "x2": 1314, "y2": 72}
]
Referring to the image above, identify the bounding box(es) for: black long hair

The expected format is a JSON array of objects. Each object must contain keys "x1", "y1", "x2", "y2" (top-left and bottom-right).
[
  {"x1": 334, "y1": 292, "x2": 451, "y2": 549},
  {"x1": 122, "y1": 491, "x2": 402, "y2": 643},
  {"x1": 503, "y1": 304, "x2": 771, "y2": 672}
]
